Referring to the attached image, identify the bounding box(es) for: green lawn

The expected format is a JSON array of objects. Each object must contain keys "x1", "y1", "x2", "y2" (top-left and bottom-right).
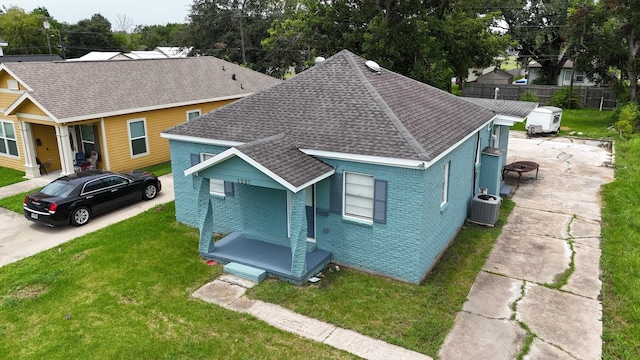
[
  {"x1": 0, "y1": 188, "x2": 40, "y2": 213},
  {"x1": 249, "y1": 200, "x2": 516, "y2": 356},
  {"x1": 512, "y1": 108, "x2": 615, "y2": 139},
  {"x1": 0, "y1": 202, "x2": 355, "y2": 359},
  {"x1": 140, "y1": 161, "x2": 172, "y2": 177},
  {"x1": 0, "y1": 167, "x2": 26, "y2": 187},
  {"x1": 601, "y1": 137, "x2": 640, "y2": 359},
  {"x1": 0, "y1": 183, "x2": 515, "y2": 359}
]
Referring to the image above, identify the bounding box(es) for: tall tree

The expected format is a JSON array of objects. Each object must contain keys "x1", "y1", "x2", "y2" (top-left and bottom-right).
[
  {"x1": 262, "y1": 0, "x2": 508, "y2": 89},
  {"x1": 568, "y1": 0, "x2": 640, "y2": 101},
  {"x1": 494, "y1": 0, "x2": 571, "y2": 85},
  {"x1": 0, "y1": 6, "x2": 49, "y2": 54},
  {"x1": 65, "y1": 14, "x2": 118, "y2": 58},
  {"x1": 183, "y1": 0, "x2": 276, "y2": 71}
]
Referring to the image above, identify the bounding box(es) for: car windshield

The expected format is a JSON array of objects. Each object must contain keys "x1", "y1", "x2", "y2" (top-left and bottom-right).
[{"x1": 40, "y1": 181, "x2": 76, "y2": 197}]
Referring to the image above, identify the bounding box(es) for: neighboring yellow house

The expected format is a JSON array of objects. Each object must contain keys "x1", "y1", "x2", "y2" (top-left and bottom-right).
[{"x1": 0, "y1": 57, "x2": 280, "y2": 178}]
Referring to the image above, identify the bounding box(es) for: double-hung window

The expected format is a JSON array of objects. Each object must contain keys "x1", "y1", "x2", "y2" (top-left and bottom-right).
[
  {"x1": 128, "y1": 119, "x2": 148, "y2": 157},
  {"x1": 201, "y1": 153, "x2": 225, "y2": 196},
  {"x1": 0, "y1": 120, "x2": 18, "y2": 157},
  {"x1": 187, "y1": 110, "x2": 201, "y2": 121},
  {"x1": 344, "y1": 172, "x2": 375, "y2": 221}
]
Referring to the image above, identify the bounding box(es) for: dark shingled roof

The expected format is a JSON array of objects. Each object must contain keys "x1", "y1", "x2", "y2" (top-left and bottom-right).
[
  {"x1": 166, "y1": 50, "x2": 496, "y2": 162},
  {"x1": 3, "y1": 57, "x2": 280, "y2": 121},
  {"x1": 0, "y1": 54, "x2": 63, "y2": 63},
  {"x1": 236, "y1": 134, "x2": 334, "y2": 188},
  {"x1": 461, "y1": 97, "x2": 539, "y2": 119}
]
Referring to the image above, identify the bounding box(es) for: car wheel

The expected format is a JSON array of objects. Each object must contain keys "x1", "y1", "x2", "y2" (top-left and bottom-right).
[
  {"x1": 71, "y1": 207, "x2": 91, "y2": 226},
  {"x1": 143, "y1": 183, "x2": 158, "y2": 200}
]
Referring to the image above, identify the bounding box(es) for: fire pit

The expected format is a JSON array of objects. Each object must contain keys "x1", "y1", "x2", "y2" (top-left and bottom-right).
[{"x1": 502, "y1": 161, "x2": 539, "y2": 187}]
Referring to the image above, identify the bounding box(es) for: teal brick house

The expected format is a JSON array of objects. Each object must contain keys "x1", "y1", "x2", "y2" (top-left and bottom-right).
[{"x1": 161, "y1": 50, "x2": 536, "y2": 284}]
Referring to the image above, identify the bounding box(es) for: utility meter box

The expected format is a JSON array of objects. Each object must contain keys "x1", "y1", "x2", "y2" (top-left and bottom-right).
[{"x1": 526, "y1": 106, "x2": 563, "y2": 135}]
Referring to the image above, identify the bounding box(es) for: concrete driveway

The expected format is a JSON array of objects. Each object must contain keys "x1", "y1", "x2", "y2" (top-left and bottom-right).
[
  {"x1": 439, "y1": 133, "x2": 614, "y2": 360},
  {"x1": 0, "y1": 173, "x2": 174, "y2": 267}
]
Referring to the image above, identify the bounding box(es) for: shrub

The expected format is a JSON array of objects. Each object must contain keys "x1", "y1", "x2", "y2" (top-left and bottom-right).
[
  {"x1": 520, "y1": 89, "x2": 539, "y2": 102},
  {"x1": 549, "y1": 87, "x2": 580, "y2": 109},
  {"x1": 615, "y1": 102, "x2": 640, "y2": 138}
]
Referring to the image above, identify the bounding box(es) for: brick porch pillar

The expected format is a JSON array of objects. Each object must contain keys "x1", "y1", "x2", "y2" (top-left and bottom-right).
[
  {"x1": 289, "y1": 190, "x2": 307, "y2": 277},
  {"x1": 194, "y1": 176, "x2": 215, "y2": 255}
]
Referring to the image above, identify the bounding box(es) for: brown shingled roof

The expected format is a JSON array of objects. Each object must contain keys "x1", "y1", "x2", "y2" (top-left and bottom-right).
[
  {"x1": 3, "y1": 57, "x2": 280, "y2": 121},
  {"x1": 165, "y1": 50, "x2": 496, "y2": 162}
]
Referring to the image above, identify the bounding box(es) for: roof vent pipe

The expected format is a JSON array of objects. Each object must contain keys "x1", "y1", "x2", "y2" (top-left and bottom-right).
[{"x1": 493, "y1": 87, "x2": 499, "y2": 113}]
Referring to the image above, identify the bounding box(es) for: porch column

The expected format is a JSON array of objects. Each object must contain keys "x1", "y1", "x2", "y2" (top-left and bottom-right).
[
  {"x1": 54, "y1": 125, "x2": 75, "y2": 176},
  {"x1": 18, "y1": 121, "x2": 39, "y2": 178},
  {"x1": 194, "y1": 176, "x2": 215, "y2": 255},
  {"x1": 289, "y1": 190, "x2": 307, "y2": 277}
]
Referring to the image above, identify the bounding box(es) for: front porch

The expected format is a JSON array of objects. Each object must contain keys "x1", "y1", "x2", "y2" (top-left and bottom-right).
[{"x1": 202, "y1": 231, "x2": 332, "y2": 285}]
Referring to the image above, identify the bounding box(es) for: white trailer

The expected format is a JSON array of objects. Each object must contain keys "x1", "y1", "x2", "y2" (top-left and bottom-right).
[{"x1": 526, "y1": 106, "x2": 563, "y2": 135}]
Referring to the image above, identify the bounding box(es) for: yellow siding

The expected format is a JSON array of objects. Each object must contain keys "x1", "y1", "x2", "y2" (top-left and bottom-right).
[
  {"x1": 32, "y1": 124, "x2": 61, "y2": 171},
  {"x1": 0, "y1": 92, "x2": 20, "y2": 109},
  {"x1": 15, "y1": 101, "x2": 48, "y2": 116},
  {"x1": 0, "y1": 72, "x2": 23, "y2": 90},
  {"x1": 0, "y1": 117, "x2": 24, "y2": 172},
  {"x1": 103, "y1": 100, "x2": 235, "y2": 172}
]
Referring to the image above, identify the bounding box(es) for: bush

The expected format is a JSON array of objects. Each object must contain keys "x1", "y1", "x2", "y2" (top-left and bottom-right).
[
  {"x1": 548, "y1": 87, "x2": 580, "y2": 109},
  {"x1": 520, "y1": 89, "x2": 539, "y2": 102},
  {"x1": 615, "y1": 102, "x2": 640, "y2": 138}
]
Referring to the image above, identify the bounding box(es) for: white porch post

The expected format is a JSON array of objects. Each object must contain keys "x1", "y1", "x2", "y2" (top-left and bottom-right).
[
  {"x1": 19, "y1": 121, "x2": 39, "y2": 178},
  {"x1": 55, "y1": 125, "x2": 75, "y2": 176}
]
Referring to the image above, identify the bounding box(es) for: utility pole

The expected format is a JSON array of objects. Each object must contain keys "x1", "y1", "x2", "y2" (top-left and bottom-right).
[{"x1": 43, "y1": 19, "x2": 52, "y2": 55}]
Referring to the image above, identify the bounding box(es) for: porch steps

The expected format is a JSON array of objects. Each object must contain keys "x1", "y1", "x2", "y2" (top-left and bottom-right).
[{"x1": 223, "y1": 262, "x2": 267, "y2": 283}]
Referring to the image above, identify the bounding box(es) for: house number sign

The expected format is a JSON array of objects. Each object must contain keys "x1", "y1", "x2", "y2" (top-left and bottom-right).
[{"x1": 238, "y1": 178, "x2": 251, "y2": 185}]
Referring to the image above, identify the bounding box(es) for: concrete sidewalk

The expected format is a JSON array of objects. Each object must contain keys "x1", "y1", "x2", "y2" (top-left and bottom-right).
[
  {"x1": 439, "y1": 133, "x2": 614, "y2": 360},
  {"x1": 193, "y1": 275, "x2": 432, "y2": 360},
  {"x1": 0, "y1": 172, "x2": 174, "y2": 267}
]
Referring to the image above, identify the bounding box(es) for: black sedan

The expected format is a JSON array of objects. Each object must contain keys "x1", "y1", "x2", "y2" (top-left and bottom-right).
[{"x1": 23, "y1": 170, "x2": 161, "y2": 227}]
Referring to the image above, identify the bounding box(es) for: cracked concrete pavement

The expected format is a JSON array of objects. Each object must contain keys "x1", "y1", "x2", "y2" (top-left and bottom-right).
[{"x1": 439, "y1": 133, "x2": 614, "y2": 360}]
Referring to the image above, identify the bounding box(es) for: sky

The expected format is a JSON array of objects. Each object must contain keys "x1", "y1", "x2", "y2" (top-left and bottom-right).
[{"x1": 5, "y1": 0, "x2": 194, "y2": 28}]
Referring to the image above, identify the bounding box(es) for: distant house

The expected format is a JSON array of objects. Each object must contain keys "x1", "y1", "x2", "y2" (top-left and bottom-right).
[
  {"x1": 0, "y1": 57, "x2": 280, "y2": 178},
  {"x1": 527, "y1": 60, "x2": 599, "y2": 86},
  {"x1": 476, "y1": 68, "x2": 514, "y2": 85},
  {"x1": 67, "y1": 48, "x2": 191, "y2": 62},
  {"x1": 161, "y1": 50, "x2": 536, "y2": 284}
]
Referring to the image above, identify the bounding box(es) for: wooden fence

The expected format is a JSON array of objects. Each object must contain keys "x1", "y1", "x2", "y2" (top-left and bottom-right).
[{"x1": 462, "y1": 84, "x2": 617, "y2": 110}]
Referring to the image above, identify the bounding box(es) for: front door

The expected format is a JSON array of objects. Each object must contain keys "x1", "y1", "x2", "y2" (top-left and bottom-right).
[{"x1": 305, "y1": 185, "x2": 315, "y2": 239}]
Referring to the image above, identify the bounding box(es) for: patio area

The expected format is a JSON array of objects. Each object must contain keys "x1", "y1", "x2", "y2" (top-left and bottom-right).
[{"x1": 202, "y1": 231, "x2": 332, "y2": 285}]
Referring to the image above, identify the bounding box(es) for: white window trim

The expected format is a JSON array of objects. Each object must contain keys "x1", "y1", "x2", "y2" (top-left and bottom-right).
[
  {"x1": 441, "y1": 161, "x2": 450, "y2": 207},
  {"x1": 343, "y1": 171, "x2": 375, "y2": 224},
  {"x1": 127, "y1": 118, "x2": 149, "y2": 158},
  {"x1": 187, "y1": 109, "x2": 201, "y2": 122},
  {"x1": 0, "y1": 120, "x2": 19, "y2": 158},
  {"x1": 201, "y1": 153, "x2": 225, "y2": 197},
  {"x1": 475, "y1": 134, "x2": 482, "y2": 166}
]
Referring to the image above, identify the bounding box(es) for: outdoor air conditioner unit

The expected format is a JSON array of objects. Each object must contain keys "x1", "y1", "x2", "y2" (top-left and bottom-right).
[{"x1": 469, "y1": 194, "x2": 501, "y2": 227}]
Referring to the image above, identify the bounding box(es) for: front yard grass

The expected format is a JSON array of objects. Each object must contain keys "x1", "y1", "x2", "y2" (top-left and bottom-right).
[
  {"x1": 0, "y1": 188, "x2": 515, "y2": 358},
  {"x1": 249, "y1": 199, "x2": 515, "y2": 357},
  {"x1": 0, "y1": 188, "x2": 40, "y2": 213},
  {"x1": 0, "y1": 202, "x2": 355, "y2": 359},
  {"x1": 0, "y1": 167, "x2": 26, "y2": 187}
]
